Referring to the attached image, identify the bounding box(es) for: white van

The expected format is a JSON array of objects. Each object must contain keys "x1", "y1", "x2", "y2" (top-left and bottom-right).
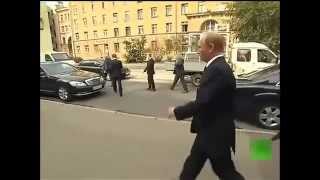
[
  {"x1": 231, "y1": 42, "x2": 278, "y2": 75},
  {"x1": 40, "y1": 51, "x2": 76, "y2": 66}
]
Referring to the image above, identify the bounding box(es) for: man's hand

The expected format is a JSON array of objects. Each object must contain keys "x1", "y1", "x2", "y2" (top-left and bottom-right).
[{"x1": 168, "y1": 106, "x2": 176, "y2": 120}]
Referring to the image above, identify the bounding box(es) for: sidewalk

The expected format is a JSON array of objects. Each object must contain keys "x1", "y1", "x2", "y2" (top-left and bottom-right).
[{"x1": 41, "y1": 100, "x2": 279, "y2": 180}]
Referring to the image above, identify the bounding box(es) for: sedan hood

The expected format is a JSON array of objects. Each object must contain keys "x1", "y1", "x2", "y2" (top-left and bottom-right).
[{"x1": 52, "y1": 70, "x2": 100, "y2": 82}]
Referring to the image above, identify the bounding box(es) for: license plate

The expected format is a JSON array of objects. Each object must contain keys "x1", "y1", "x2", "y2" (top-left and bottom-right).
[{"x1": 93, "y1": 85, "x2": 102, "y2": 90}]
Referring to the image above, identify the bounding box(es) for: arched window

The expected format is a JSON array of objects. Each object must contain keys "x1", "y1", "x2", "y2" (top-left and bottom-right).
[{"x1": 200, "y1": 20, "x2": 217, "y2": 31}]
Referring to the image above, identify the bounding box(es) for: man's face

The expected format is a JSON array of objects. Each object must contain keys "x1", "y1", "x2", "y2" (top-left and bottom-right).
[{"x1": 198, "y1": 38, "x2": 212, "y2": 62}]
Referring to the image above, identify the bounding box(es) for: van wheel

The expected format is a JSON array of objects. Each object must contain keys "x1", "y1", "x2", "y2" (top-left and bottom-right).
[
  {"x1": 58, "y1": 87, "x2": 71, "y2": 102},
  {"x1": 191, "y1": 74, "x2": 202, "y2": 87}
]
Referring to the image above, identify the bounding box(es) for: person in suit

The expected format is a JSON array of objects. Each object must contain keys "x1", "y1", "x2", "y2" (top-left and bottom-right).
[
  {"x1": 144, "y1": 54, "x2": 156, "y2": 91},
  {"x1": 110, "y1": 54, "x2": 123, "y2": 97},
  {"x1": 170, "y1": 55, "x2": 188, "y2": 93},
  {"x1": 103, "y1": 56, "x2": 112, "y2": 81},
  {"x1": 168, "y1": 32, "x2": 245, "y2": 180}
]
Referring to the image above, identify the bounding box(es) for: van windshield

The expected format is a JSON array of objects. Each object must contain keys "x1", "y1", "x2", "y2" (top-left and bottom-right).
[{"x1": 51, "y1": 53, "x2": 72, "y2": 62}]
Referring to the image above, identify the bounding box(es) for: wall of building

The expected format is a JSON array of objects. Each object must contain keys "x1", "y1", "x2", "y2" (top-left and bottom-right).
[
  {"x1": 69, "y1": 1, "x2": 233, "y2": 60},
  {"x1": 40, "y1": 2, "x2": 54, "y2": 53}
]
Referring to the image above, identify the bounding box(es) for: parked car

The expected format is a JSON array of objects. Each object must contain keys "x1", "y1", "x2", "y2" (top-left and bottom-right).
[
  {"x1": 40, "y1": 62, "x2": 105, "y2": 101},
  {"x1": 234, "y1": 64, "x2": 280, "y2": 130},
  {"x1": 76, "y1": 59, "x2": 131, "y2": 80}
]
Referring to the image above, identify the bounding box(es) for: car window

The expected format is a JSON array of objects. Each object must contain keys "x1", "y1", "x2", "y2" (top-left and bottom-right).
[
  {"x1": 237, "y1": 49, "x2": 251, "y2": 62},
  {"x1": 41, "y1": 63, "x2": 78, "y2": 75},
  {"x1": 51, "y1": 53, "x2": 72, "y2": 62},
  {"x1": 45, "y1": 54, "x2": 53, "y2": 62},
  {"x1": 258, "y1": 49, "x2": 277, "y2": 63},
  {"x1": 186, "y1": 53, "x2": 199, "y2": 62},
  {"x1": 247, "y1": 65, "x2": 280, "y2": 81}
]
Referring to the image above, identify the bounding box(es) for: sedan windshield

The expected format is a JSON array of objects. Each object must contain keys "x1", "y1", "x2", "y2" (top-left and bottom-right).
[{"x1": 41, "y1": 63, "x2": 78, "y2": 75}]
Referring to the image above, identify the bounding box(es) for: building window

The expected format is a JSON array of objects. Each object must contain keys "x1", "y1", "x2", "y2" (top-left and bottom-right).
[
  {"x1": 62, "y1": 37, "x2": 66, "y2": 44},
  {"x1": 201, "y1": 20, "x2": 216, "y2": 31},
  {"x1": 82, "y1": 4, "x2": 86, "y2": 13},
  {"x1": 125, "y1": 27, "x2": 131, "y2": 36},
  {"x1": 75, "y1": 33, "x2": 79, "y2": 40},
  {"x1": 64, "y1": 14, "x2": 67, "y2": 21},
  {"x1": 112, "y1": 1, "x2": 115, "y2": 6},
  {"x1": 114, "y1": 28, "x2": 119, "y2": 37},
  {"x1": 114, "y1": 43, "x2": 119, "y2": 52},
  {"x1": 60, "y1": 15, "x2": 63, "y2": 22},
  {"x1": 74, "y1": 8, "x2": 78, "y2": 16},
  {"x1": 84, "y1": 31, "x2": 88, "y2": 40},
  {"x1": 125, "y1": 11, "x2": 129, "y2": 22},
  {"x1": 85, "y1": 45, "x2": 89, "y2": 52},
  {"x1": 138, "y1": 25, "x2": 144, "y2": 34},
  {"x1": 68, "y1": 14, "x2": 69, "y2": 20},
  {"x1": 94, "y1": 45, "x2": 99, "y2": 53},
  {"x1": 151, "y1": 7, "x2": 157, "y2": 18},
  {"x1": 166, "y1": 5, "x2": 172, "y2": 16},
  {"x1": 104, "y1": 44, "x2": 109, "y2": 54},
  {"x1": 83, "y1": 18, "x2": 87, "y2": 25},
  {"x1": 152, "y1": 24, "x2": 157, "y2": 34},
  {"x1": 151, "y1": 41, "x2": 157, "y2": 51},
  {"x1": 181, "y1": 3, "x2": 188, "y2": 14},
  {"x1": 61, "y1": 26, "x2": 64, "y2": 33},
  {"x1": 92, "y1": 16, "x2": 97, "y2": 25},
  {"x1": 166, "y1": 23, "x2": 172, "y2": 33},
  {"x1": 91, "y1": 2, "x2": 94, "y2": 10},
  {"x1": 102, "y1": 14, "x2": 106, "y2": 24},
  {"x1": 137, "y1": 9, "x2": 143, "y2": 20},
  {"x1": 104, "y1": 30, "x2": 108, "y2": 38},
  {"x1": 76, "y1": 46, "x2": 80, "y2": 53},
  {"x1": 198, "y1": 1, "x2": 206, "y2": 13},
  {"x1": 102, "y1": 2, "x2": 105, "y2": 8},
  {"x1": 113, "y1": 13, "x2": 118, "y2": 23},
  {"x1": 74, "y1": 19, "x2": 78, "y2": 28},
  {"x1": 65, "y1": 25, "x2": 68, "y2": 32},
  {"x1": 181, "y1": 21, "x2": 188, "y2": 32},
  {"x1": 93, "y1": 30, "x2": 98, "y2": 39}
]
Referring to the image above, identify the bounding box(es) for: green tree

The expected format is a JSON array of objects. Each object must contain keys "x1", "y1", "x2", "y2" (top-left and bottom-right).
[
  {"x1": 123, "y1": 36, "x2": 147, "y2": 63},
  {"x1": 227, "y1": 2, "x2": 280, "y2": 53}
]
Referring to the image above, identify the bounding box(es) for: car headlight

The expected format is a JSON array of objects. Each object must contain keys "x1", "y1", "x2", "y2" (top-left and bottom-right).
[
  {"x1": 100, "y1": 77, "x2": 104, "y2": 83},
  {"x1": 69, "y1": 81, "x2": 87, "y2": 87}
]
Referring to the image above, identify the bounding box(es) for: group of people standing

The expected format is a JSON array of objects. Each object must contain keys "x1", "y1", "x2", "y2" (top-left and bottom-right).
[
  {"x1": 143, "y1": 54, "x2": 189, "y2": 93},
  {"x1": 103, "y1": 54, "x2": 124, "y2": 97}
]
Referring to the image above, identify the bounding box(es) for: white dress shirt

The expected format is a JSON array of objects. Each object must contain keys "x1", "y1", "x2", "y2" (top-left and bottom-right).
[{"x1": 205, "y1": 54, "x2": 224, "y2": 68}]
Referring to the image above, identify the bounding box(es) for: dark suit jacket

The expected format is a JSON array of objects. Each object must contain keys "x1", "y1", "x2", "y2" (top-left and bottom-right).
[
  {"x1": 109, "y1": 59, "x2": 123, "y2": 79},
  {"x1": 174, "y1": 56, "x2": 237, "y2": 155},
  {"x1": 174, "y1": 63, "x2": 185, "y2": 76},
  {"x1": 104, "y1": 59, "x2": 112, "y2": 73},
  {"x1": 144, "y1": 58, "x2": 155, "y2": 75}
]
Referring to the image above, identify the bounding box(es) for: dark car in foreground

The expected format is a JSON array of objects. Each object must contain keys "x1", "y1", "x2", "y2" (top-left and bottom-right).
[
  {"x1": 76, "y1": 59, "x2": 131, "y2": 80},
  {"x1": 40, "y1": 62, "x2": 105, "y2": 101},
  {"x1": 234, "y1": 64, "x2": 280, "y2": 130}
]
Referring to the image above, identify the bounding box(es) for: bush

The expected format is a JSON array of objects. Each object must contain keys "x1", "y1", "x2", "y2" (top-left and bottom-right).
[{"x1": 154, "y1": 55, "x2": 162, "y2": 63}]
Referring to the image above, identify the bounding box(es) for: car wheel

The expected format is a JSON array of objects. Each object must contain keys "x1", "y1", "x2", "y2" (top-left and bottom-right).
[
  {"x1": 58, "y1": 87, "x2": 71, "y2": 102},
  {"x1": 255, "y1": 102, "x2": 280, "y2": 130},
  {"x1": 191, "y1": 73, "x2": 202, "y2": 87}
]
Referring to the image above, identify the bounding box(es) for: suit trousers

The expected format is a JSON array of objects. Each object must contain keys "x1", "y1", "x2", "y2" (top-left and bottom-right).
[
  {"x1": 111, "y1": 78, "x2": 123, "y2": 96},
  {"x1": 179, "y1": 135, "x2": 245, "y2": 180},
  {"x1": 171, "y1": 74, "x2": 188, "y2": 92},
  {"x1": 147, "y1": 74, "x2": 155, "y2": 90}
]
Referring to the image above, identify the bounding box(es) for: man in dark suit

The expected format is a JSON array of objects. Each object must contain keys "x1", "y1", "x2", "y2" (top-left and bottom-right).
[
  {"x1": 168, "y1": 32, "x2": 245, "y2": 180},
  {"x1": 170, "y1": 55, "x2": 188, "y2": 93},
  {"x1": 144, "y1": 54, "x2": 156, "y2": 91},
  {"x1": 103, "y1": 56, "x2": 112, "y2": 82},
  {"x1": 110, "y1": 54, "x2": 123, "y2": 97}
]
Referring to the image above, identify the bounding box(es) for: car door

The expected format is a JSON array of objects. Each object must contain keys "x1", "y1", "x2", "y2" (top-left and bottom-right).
[{"x1": 40, "y1": 67, "x2": 52, "y2": 93}]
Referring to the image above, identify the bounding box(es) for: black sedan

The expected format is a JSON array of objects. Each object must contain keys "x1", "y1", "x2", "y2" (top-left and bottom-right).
[
  {"x1": 76, "y1": 59, "x2": 131, "y2": 80},
  {"x1": 234, "y1": 64, "x2": 280, "y2": 130},
  {"x1": 40, "y1": 62, "x2": 105, "y2": 101}
]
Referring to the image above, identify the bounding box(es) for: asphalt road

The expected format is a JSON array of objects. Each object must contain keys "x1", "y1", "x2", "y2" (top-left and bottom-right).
[{"x1": 40, "y1": 80, "x2": 276, "y2": 133}]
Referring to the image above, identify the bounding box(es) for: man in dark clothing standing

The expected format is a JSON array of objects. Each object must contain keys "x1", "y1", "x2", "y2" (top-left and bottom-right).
[
  {"x1": 144, "y1": 54, "x2": 156, "y2": 91},
  {"x1": 103, "y1": 56, "x2": 112, "y2": 81},
  {"x1": 168, "y1": 32, "x2": 245, "y2": 180},
  {"x1": 170, "y1": 55, "x2": 188, "y2": 93},
  {"x1": 109, "y1": 54, "x2": 123, "y2": 97}
]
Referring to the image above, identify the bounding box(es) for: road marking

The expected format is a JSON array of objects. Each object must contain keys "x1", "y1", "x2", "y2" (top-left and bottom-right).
[{"x1": 41, "y1": 99, "x2": 277, "y2": 135}]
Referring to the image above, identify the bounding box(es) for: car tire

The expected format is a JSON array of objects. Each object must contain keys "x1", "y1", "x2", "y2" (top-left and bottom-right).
[
  {"x1": 58, "y1": 86, "x2": 72, "y2": 102},
  {"x1": 191, "y1": 73, "x2": 202, "y2": 87},
  {"x1": 254, "y1": 101, "x2": 280, "y2": 130}
]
